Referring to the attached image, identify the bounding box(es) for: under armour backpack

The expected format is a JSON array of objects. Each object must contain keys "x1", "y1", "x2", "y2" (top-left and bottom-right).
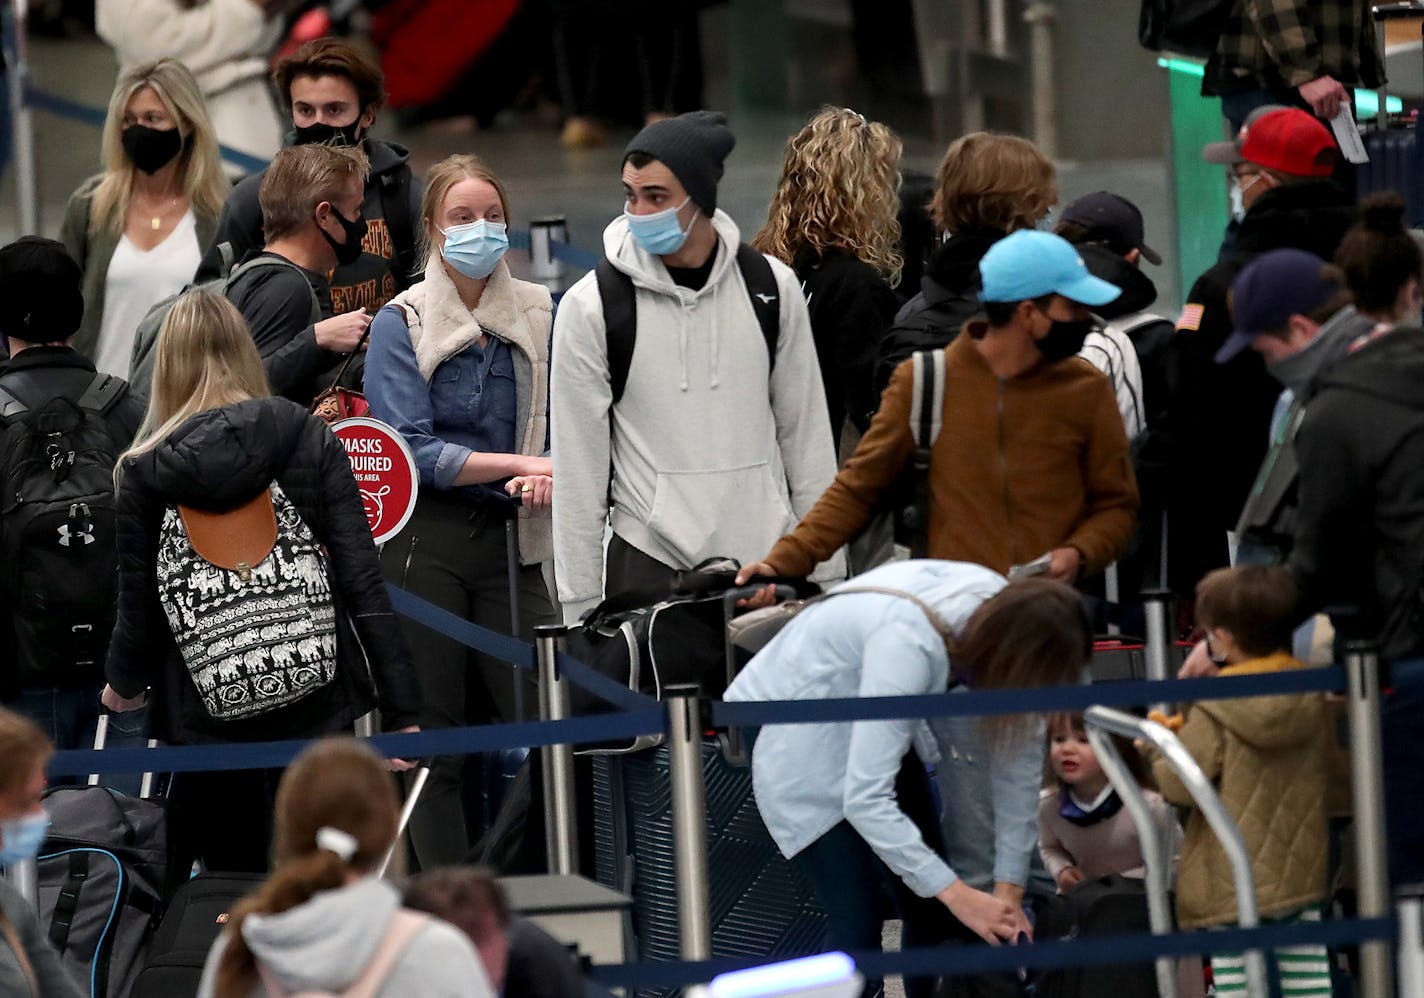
[
  {"x1": 156, "y1": 482, "x2": 338, "y2": 721},
  {"x1": 0, "y1": 372, "x2": 127, "y2": 691}
]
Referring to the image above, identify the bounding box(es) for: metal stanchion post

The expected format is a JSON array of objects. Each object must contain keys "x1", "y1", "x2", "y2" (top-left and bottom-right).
[
  {"x1": 1345, "y1": 640, "x2": 1393, "y2": 998},
  {"x1": 535, "y1": 624, "x2": 578, "y2": 875},
  {"x1": 665, "y1": 684, "x2": 712, "y2": 961},
  {"x1": 1398, "y1": 888, "x2": 1424, "y2": 996},
  {"x1": 1142, "y1": 589, "x2": 1173, "y2": 713},
  {"x1": 5, "y1": 858, "x2": 38, "y2": 909},
  {"x1": 6, "y1": 0, "x2": 37, "y2": 234}
]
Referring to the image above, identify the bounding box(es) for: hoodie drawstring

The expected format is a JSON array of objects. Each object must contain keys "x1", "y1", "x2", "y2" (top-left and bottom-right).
[
  {"x1": 677, "y1": 297, "x2": 690, "y2": 392},
  {"x1": 708, "y1": 281, "x2": 720, "y2": 390}
]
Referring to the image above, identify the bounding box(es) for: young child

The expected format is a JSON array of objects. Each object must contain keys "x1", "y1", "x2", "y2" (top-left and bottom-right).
[
  {"x1": 1151, "y1": 565, "x2": 1332, "y2": 998},
  {"x1": 1039, "y1": 712, "x2": 1181, "y2": 893}
]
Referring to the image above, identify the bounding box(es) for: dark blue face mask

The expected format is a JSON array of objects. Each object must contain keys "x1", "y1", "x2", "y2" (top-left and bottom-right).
[{"x1": 1058, "y1": 785, "x2": 1123, "y2": 827}]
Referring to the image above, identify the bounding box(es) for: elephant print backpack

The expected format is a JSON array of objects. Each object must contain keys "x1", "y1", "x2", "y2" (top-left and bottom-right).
[{"x1": 156, "y1": 482, "x2": 338, "y2": 720}]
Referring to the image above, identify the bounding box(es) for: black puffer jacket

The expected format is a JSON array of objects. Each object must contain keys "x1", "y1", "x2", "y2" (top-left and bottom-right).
[
  {"x1": 1165, "y1": 179, "x2": 1357, "y2": 597},
  {"x1": 873, "y1": 229, "x2": 1005, "y2": 397},
  {"x1": 1292, "y1": 328, "x2": 1424, "y2": 660},
  {"x1": 105, "y1": 397, "x2": 420, "y2": 744}
]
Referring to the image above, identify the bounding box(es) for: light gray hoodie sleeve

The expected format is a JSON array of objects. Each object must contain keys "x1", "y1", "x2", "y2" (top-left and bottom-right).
[
  {"x1": 766, "y1": 257, "x2": 846, "y2": 583},
  {"x1": 550, "y1": 272, "x2": 615, "y2": 625}
]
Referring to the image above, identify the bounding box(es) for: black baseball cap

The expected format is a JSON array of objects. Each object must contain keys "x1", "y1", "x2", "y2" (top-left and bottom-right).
[{"x1": 1058, "y1": 191, "x2": 1162, "y2": 266}]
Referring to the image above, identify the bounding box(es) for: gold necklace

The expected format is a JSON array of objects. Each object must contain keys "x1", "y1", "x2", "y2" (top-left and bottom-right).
[{"x1": 142, "y1": 196, "x2": 181, "y2": 231}]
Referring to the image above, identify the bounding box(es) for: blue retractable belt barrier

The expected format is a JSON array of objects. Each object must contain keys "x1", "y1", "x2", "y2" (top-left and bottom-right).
[
  {"x1": 48, "y1": 707, "x2": 667, "y2": 777},
  {"x1": 556, "y1": 651, "x2": 660, "y2": 711},
  {"x1": 586, "y1": 916, "x2": 1396, "y2": 990},
  {"x1": 710, "y1": 666, "x2": 1346, "y2": 728},
  {"x1": 386, "y1": 583, "x2": 537, "y2": 671}
]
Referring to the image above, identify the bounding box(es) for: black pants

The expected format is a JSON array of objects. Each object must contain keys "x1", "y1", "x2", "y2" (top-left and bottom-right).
[
  {"x1": 792, "y1": 754, "x2": 1023, "y2": 998},
  {"x1": 166, "y1": 766, "x2": 283, "y2": 894},
  {"x1": 381, "y1": 492, "x2": 557, "y2": 869}
]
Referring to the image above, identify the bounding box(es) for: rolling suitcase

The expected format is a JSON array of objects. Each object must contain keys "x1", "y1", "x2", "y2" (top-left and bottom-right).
[
  {"x1": 1356, "y1": 3, "x2": 1424, "y2": 224},
  {"x1": 592, "y1": 743, "x2": 828, "y2": 998},
  {"x1": 588, "y1": 576, "x2": 828, "y2": 997}
]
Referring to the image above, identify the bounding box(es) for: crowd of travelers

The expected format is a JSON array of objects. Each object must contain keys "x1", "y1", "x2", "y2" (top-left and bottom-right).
[{"x1": 0, "y1": 1, "x2": 1418, "y2": 994}]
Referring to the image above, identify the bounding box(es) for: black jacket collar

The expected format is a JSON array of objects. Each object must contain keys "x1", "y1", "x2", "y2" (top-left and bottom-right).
[{"x1": 0, "y1": 345, "x2": 95, "y2": 378}]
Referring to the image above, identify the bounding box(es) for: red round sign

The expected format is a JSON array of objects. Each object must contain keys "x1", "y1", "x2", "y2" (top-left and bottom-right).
[{"x1": 332, "y1": 417, "x2": 419, "y2": 545}]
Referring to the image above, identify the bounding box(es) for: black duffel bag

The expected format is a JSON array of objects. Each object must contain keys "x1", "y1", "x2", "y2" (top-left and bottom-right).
[{"x1": 565, "y1": 558, "x2": 817, "y2": 753}]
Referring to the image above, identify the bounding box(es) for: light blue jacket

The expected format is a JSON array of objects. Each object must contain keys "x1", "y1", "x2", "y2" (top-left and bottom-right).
[{"x1": 724, "y1": 560, "x2": 1046, "y2": 899}]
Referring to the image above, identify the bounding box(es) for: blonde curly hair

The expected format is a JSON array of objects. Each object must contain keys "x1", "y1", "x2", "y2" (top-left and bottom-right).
[{"x1": 753, "y1": 107, "x2": 904, "y2": 286}]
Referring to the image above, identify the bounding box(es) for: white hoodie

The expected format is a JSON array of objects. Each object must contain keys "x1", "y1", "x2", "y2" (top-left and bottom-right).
[{"x1": 551, "y1": 211, "x2": 845, "y2": 624}]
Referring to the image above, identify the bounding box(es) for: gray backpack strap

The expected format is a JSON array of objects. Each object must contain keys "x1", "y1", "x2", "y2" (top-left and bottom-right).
[
  {"x1": 909, "y1": 349, "x2": 946, "y2": 450},
  {"x1": 227, "y1": 255, "x2": 324, "y2": 325},
  {"x1": 904, "y1": 350, "x2": 946, "y2": 559},
  {"x1": 0, "y1": 384, "x2": 27, "y2": 420},
  {"x1": 75, "y1": 372, "x2": 126, "y2": 415},
  {"x1": 216, "y1": 240, "x2": 236, "y2": 278}
]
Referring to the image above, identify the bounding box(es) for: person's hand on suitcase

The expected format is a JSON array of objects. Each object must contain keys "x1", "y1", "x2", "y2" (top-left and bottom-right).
[
  {"x1": 385, "y1": 725, "x2": 421, "y2": 772},
  {"x1": 993, "y1": 881, "x2": 1034, "y2": 942},
  {"x1": 733, "y1": 562, "x2": 780, "y2": 608},
  {"x1": 1298, "y1": 75, "x2": 1348, "y2": 120},
  {"x1": 1055, "y1": 866, "x2": 1085, "y2": 893},
  {"x1": 937, "y1": 880, "x2": 1022, "y2": 945},
  {"x1": 1177, "y1": 640, "x2": 1219, "y2": 679},
  {"x1": 101, "y1": 683, "x2": 148, "y2": 712},
  {"x1": 506, "y1": 475, "x2": 552, "y2": 511}
]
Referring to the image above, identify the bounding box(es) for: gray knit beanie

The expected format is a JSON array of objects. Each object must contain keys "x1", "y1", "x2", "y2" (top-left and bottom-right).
[{"x1": 624, "y1": 111, "x2": 736, "y2": 216}]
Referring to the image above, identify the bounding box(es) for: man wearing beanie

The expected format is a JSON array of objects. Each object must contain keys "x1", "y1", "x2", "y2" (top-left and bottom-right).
[
  {"x1": 0, "y1": 236, "x2": 145, "y2": 757},
  {"x1": 550, "y1": 111, "x2": 844, "y2": 621}
]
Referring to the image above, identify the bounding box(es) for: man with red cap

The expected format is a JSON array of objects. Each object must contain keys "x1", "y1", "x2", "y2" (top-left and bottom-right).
[{"x1": 1163, "y1": 107, "x2": 1357, "y2": 607}]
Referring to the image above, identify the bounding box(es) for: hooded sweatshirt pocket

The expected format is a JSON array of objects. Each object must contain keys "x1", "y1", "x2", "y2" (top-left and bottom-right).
[{"x1": 647, "y1": 461, "x2": 794, "y2": 566}]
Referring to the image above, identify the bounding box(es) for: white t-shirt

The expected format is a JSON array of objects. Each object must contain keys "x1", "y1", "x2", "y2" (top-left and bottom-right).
[{"x1": 95, "y1": 210, "x2": 200, "y2": 379}]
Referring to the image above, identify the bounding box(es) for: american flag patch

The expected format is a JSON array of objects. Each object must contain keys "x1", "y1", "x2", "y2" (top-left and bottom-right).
[{"x1": 1177, "y1": 303, "x2": 1205, "y2": 331}]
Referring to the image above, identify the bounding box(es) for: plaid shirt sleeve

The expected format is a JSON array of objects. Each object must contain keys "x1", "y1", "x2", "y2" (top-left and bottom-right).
[
  {"x1": 1245, "y1": 0, "x2": 1323, "y2": 87},
  {"x1": 1211, "y1": 0, "x2": 1384, "y2": 93}
]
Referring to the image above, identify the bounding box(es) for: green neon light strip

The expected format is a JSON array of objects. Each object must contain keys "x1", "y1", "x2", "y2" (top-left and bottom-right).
[{"x1": 1156, "y1": 57, "x2": 1404, "y2": 114}]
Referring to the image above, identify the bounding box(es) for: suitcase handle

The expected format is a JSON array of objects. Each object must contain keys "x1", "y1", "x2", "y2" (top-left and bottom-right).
[{"x1": 1373, "y1": 1, "x2": 1424, "y2": 20}]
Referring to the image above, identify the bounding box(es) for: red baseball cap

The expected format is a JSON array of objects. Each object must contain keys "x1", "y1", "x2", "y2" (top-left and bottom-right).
[{"x1": 1204, "y1": 107, "x2": 1338, "y2": 178}]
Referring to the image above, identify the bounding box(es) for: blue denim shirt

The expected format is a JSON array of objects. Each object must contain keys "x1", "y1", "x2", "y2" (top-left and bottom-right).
[
  {"x1": 364, "y1": 305, "x2": 518, "y2": 503},
  {"x1": 724, "y1": 560, "x2": 1047, "y2": 898}
]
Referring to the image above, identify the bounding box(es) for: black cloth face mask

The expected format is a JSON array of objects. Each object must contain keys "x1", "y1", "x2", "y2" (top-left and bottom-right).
[
  {"x1": 122, "y1": 125, "x2": 184, "y2": 174},
  {"x1": 320, "y1": 207, "x2": 369, "y2": 267},
  {"x1": 294, "y1": 121, "x2": 364, "y2": 147},
  {"x1": 1035, "y1": 313, "x2": 1094, "y2": 364}
]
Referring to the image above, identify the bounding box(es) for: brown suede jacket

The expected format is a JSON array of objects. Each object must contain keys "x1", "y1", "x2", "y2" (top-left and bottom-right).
[
  {"x1": 1151, "y1": 653, "x2": 1329, "y2": 930},
  {"x1": 765, "y1": 326, "x2": 1139, "y2": 577}
]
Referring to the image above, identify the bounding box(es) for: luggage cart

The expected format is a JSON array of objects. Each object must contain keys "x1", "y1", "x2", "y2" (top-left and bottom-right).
[{"x1": 1084, "y1": 705, "x2": 1270, "y2": 998}]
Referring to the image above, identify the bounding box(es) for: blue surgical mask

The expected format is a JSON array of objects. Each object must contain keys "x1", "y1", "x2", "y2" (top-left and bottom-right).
[
  {"x1": 0, "y1": 810, "x2": 49, "y2": 866},
  {"x1": 625, "y1": 196, "x2": 697, "y2": 256},
  {"x1": 440, "y1": 220, "x2": 509, "y2": 280}
]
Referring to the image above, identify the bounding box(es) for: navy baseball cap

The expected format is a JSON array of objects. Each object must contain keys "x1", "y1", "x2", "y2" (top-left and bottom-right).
[
  {"x1": 979, "y1": 230, "x2": 1121, "y2": 306},
  {"x1": 1218, "y1": 248, "x2": 1341, "y2": 363}
]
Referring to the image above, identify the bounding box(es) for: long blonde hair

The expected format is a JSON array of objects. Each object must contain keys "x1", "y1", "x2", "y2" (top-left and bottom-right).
[
  {"x1": 418, "y1": 153, "x2": 511, "y2": 271},
  {"x1": 214, "y1": 738, "x2": 401, "y2": 998},
  {"x1": 89, "y1": 59, "x2": 228, "y2": 236},
  {"x1": 118, "y1": 288, "x2": 270, "y2": 482},
  {"x1": 753, "y1": 107, "x2": 903, "y2": 286}
]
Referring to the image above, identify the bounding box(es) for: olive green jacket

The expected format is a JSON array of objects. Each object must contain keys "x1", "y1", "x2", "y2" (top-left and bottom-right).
[{"x1": 59, "y1": 174, "x2": 220, "y2": 361}]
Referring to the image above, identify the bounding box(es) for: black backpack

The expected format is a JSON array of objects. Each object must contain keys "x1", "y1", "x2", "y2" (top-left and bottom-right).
[
  {"x1": 1139, "y1": 0, "x2": 1232, "y2": 58},
  {"x1": 0, "y1": 372, "x2": 127, "y2": 691},
  {"x1": 595, "y1": 244, "x2": 780, "y2": 404}
]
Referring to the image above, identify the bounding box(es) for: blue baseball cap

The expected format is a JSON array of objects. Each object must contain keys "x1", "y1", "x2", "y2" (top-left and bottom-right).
[
  {"x1": 1217, "y1": 248, "x2": 1339, "y2": 363},
  {"x1": 978, "y1": 230, "x2": 1122, "y2": 307}
]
